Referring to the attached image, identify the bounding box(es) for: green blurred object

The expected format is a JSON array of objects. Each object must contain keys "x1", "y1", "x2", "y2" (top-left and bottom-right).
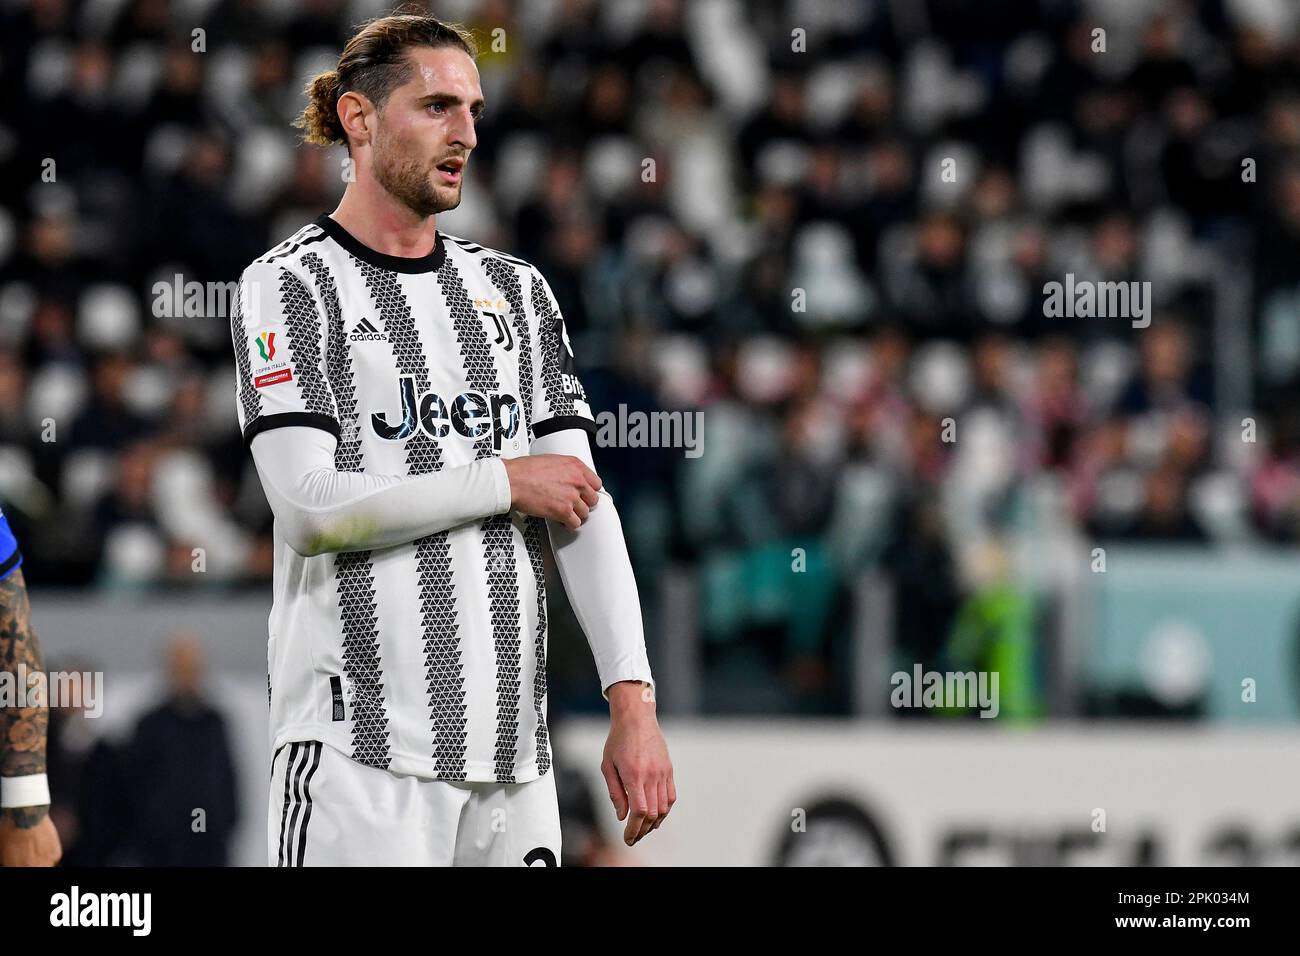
[{"x1": 940, "y1": 584, "x2": 1043, "y2": 721}]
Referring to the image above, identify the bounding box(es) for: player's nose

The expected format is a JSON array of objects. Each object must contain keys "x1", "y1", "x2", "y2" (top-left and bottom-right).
[{"x1": 449, "y1": 108, "x2": 477, "y2": 150}]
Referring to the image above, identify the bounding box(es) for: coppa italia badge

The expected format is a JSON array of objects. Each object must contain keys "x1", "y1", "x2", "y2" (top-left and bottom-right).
[
  {"x1": 251, "y1": 326, "x2": 293, "y2": 388},
  {"x1": 256, "y1": 331, "x2": 276, "y2": 361}
]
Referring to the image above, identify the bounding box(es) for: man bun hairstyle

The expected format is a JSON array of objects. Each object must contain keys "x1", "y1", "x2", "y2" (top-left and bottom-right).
[
  {"x1": 299, "y1": 70, "x2": 346, "y2": 145},
  {"x1": 294, "y1": 10, "x2": 478, "y2": 147}
]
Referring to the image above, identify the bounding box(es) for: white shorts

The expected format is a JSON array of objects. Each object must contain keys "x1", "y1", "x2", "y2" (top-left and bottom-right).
[{"x1": 267, "y1": 741, "x2": 561, "y2": 866}]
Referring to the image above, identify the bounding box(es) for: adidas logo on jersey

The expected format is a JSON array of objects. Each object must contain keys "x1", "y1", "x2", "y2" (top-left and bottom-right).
[{"x1": 350, "y1": 317, "x2": 388, "y2": 342}]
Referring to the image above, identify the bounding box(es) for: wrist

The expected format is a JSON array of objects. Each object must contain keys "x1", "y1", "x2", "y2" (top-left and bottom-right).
[
  {"x1": 1, "y1": 804, "x2": 50, "y2": 828},
  {"x1": 607, "y1": 680, "x2": 655, "y2": 715}
]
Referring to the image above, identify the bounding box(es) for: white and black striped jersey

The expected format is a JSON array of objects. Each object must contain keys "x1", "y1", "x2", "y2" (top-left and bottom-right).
[{"x1": 231, "y1": 214, "x2": 595, "y2": 784}]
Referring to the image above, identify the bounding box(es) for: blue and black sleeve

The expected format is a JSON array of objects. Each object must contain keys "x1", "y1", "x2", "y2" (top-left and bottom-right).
[{"x1": 0, "y1": 508, "x2": 23, "y2": 581}]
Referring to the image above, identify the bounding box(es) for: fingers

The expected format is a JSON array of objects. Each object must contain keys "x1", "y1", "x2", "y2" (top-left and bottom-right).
[
  {"x1": 636, "y1": 797, "x2": 658, "y2": 843},
  {"x1": 601, "y1": 757, "x2": 628, "y2": 821},
  {"x1": 559, "y1": 486, "x2": 595, "y2": 529},
  {"x1": 604, "y1": 748, "x2": 675, "y2": 848},
  {"x1": 622, "y1": 778, "x2": 655, "y2": 846},
  {"x1": 653, "y1": 777, "x2": 670, "y2": 830},
  {"x1": 572, "y1": 459, "x2": 600, "y2": 511},
  {"x1": 550, "y1": 458, "x2": 601, "y2": 529}
]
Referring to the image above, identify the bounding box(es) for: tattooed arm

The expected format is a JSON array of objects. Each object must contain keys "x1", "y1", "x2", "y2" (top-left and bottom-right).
[{"x1": 0, "y1": 568, "x2": 62, "y2": 866}]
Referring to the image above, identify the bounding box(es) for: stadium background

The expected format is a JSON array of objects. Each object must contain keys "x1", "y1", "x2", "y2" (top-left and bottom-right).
[{"x1": 2, "y1": 0, "x2": 1299, "y2": 865}]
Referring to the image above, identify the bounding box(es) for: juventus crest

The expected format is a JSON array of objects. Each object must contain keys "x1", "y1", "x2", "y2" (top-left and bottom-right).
[{"x1": 480, "y1": 305, "x2": 514, "y2": 351}]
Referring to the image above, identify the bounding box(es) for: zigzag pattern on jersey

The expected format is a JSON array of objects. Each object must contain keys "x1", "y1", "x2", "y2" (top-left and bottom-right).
[
  {"x1": 334, "y1": 550, "x2": 389, "y2": 768},
  {"x1": 304, "y1": 254, "x2": 362, "y2": 471},
  {"x1": 231, "y1": 283, "x2": 262, "y2": 428},
  {"x1": 439, "y1": 254, "x2": 524, "y2": 783},
  {"x1": 531, "y1": 270, "x2": 578, "y2": 418},
  {"x1": 523, "y1": 516, "x2": 551, "y2": 773},
  {"x1": 479, "y1": 256, "x2": 534, "y2": 427},
  {"x1": 479, "y1": 254, "x2": 551, "y2": 772},
  {"x1": 357, "y1": 258, "x2": 470, "y2": 779},
  {"x1": 255, "y1": 223, "x2": 327, "y2": 265},
  {"x1": 277, "y1": 269, "x2": 337, "y2": 420},
  {"x1": 485, "y1": 511, "x2": 521, "y2": 783},
  {"x1": 304, "y1": 252, "x2": 392, "y2": 768}
]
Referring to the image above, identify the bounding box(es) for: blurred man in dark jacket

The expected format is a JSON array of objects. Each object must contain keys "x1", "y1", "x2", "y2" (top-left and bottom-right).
[{"x1": 127, "y1": 634, "x2": 239, "y2": 866}]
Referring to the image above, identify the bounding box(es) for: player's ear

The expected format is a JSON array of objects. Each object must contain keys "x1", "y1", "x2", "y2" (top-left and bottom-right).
[{"x1": 337, "y1": 90, "x2": 375, "y2": 149}]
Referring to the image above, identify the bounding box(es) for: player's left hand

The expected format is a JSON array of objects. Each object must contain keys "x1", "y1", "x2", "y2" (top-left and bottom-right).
[{"x1": 601, "y1": 681, "x2": 674, "y2": 847}]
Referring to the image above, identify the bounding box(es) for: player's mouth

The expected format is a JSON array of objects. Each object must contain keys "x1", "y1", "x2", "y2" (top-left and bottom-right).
[{"x1": 435, "y1": 157, "x2": 464, "y2": 185}]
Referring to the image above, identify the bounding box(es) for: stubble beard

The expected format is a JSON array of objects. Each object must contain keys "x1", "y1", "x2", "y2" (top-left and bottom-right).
[{"x1": 373, "y1": 130, "x2": 461, "y2": 218}]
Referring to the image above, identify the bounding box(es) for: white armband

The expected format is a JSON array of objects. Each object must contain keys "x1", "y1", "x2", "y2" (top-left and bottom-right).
[{"x1": 1, "y1": 773, "x2": 50, "y2": 808}]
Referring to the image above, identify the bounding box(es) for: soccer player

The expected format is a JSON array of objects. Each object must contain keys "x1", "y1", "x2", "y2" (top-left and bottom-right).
[
  {"x1": 0, "y1": 507, "x2": 62, "y2": 866},
  {"x1": 231, "y1": 14, "x2": 674, "y2": 866}
]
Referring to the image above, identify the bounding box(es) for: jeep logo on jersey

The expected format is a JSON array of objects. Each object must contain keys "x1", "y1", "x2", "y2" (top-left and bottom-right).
[{"x1": 371, "y1": 376, "x2": 520, "y2": 449}]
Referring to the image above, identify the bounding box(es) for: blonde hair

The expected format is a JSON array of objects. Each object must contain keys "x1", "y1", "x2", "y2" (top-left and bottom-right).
[{"x1": 294, "y1": 11, "x2": 478, "y2": 147}]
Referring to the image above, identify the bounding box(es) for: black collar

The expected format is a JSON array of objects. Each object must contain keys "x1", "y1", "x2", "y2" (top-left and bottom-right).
[{"x1": 314, "y1": 214, "x2": 445, "y2": 273}]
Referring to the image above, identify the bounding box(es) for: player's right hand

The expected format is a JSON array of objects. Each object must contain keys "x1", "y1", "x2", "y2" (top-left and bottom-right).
[
  {"x1": 0, "y1": 812, "x2": 63, "y2": 867},
  {"x1": 502, "y1": 454, "x2": 602, "y2": 530}
]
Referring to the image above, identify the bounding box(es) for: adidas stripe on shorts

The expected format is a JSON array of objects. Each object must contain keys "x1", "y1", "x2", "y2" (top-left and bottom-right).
[{"x1": 269, "y1": 741, "x2": 561, "y2": 866}]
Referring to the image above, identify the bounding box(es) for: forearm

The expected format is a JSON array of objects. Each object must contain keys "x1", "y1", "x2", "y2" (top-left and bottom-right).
[
  {"x1": 534, "y1": 431, "x2": 654, "y2": 698},
  {"x1": 0, "y1": 569, "x2": 48, "y2": 826},
  {"x1": 251, "y1": 426, "x2": 512, "y2": 555}
]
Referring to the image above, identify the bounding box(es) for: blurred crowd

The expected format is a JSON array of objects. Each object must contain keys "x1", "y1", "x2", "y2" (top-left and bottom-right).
[{"x1": 2, "y1": 0, "x2": 1300, "y2": 712}]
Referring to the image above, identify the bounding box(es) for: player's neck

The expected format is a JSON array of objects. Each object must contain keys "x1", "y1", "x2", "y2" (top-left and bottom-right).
[{"x1": 329, "y1": 183, "x2": 438, "y2": 260}]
